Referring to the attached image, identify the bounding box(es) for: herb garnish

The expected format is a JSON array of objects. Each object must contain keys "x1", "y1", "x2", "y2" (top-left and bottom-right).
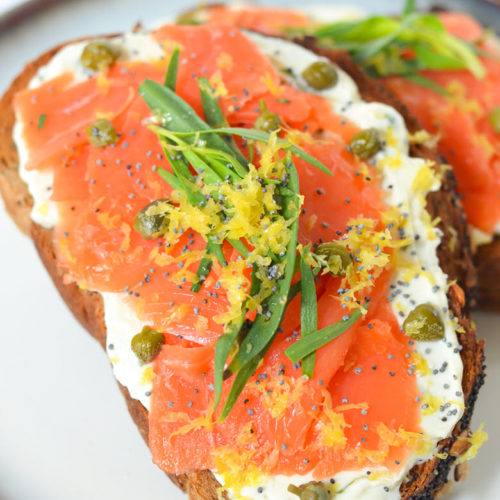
[
  {"x1": 138, "y1": 47, "x2": 364, "y2": 418},
  {"x1": 285, "y1": 306, "x2": 365, "y2": 364},
  {"x1": 314, "y1": 0, "x2": 485, "y2": 92},
  {"x1": 37, "y1": 113, "x2": 47, "y2": 130}
]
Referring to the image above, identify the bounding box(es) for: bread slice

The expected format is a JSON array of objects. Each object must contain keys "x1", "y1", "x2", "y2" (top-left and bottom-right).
[{"x1": 0, "y1": 34, "x2": 485, "y2": 500}]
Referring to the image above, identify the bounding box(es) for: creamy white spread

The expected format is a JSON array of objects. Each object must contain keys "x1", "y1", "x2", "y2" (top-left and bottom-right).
[{"x1": 14, "y1": 17, "x2": 465, "y2": 500}]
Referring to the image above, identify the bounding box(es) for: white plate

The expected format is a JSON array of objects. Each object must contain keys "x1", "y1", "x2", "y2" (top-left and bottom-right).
[{"x1": 0, "y1": 1, "x2": 498, "y2": 499}]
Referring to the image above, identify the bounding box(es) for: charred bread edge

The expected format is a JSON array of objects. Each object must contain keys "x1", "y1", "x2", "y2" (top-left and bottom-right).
[{"x1": 0, "y1": 34, "x2": 484, "y2": 500}]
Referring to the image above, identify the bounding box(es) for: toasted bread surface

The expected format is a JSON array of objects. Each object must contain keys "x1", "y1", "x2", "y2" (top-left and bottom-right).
[{"x1": 0, "y1": 34, "x2": 484, "y2": 500}]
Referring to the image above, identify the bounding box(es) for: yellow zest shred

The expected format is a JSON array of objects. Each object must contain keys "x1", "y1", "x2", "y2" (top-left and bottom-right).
[
  {"x1": 209, "y1": 70, "x2": 228, "y2": 99},
  {"x1": 411, "y1": 161, "x2": 438, "y2": 194},
  {"x1": 120, "y1": 222, "x2": 131, "y2": 251},
  {"x1": 252, "y1": 374, "x2": 307, "y2": 420},
  {"x1": 211, "y1": 424, "x2": 267, "y2": 500},
  {"x1": 262, "y1": 72, "x2": 284, "y2": 97},
  {"x1": 140, "y1": 366, "x2": 155, "y2": 385},
  {"x1": 376, "y1": 423, "x2": 435, "y2": 459},
  {"x1": 217, "y1": 52, "x2": 234, "y2": 71},
  {"x1": 334, "y1": 402, "x2": 369, "y2": 412},
  {"x1": 337, "y1": 216, "x2": 409, "y2": 309},
  {"x1": 456, "y1": 424, "x2": 488, "y2": 464},
  {"x1": 161, "y1": 403, "x2": 215, "y2": 443},
  {"x1": 37, "y1": 203, "x2": 49, "y2": 216},
  {"x1": 408, "y1": 129, "x2": 437, "y2": 146},
  {"x1": 421, "y1": 394, "x2": 444, "y2": 416},
  {"x1": 411, "y1": 352, "x2": 431, "y2": 376},
  {"x1": 318, "y1": 390, "x2": 349, "y2": 449},
  {"x1": 97, "y1": 211, "x2": 121, "y2": 230}
]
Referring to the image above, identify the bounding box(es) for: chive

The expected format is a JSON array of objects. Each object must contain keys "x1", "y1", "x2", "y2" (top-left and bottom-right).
[
  {"x1": 299, "y1": 252, "x2": 317, "y2": 379},
  {"x1": 213, "y1": 315, "x2": 246, "y2": 408},
  {"x1": 207, "y1": 239, "x2": 227, "y2": 266},
  {"x1": 225, "y1": 160, "x2": 300, "y2": 378},
  {"x1": 198, "y1": 76, "x2": 248, "y2": 166},
  {"x1": 152, "y1": 123, "x2": 248, "y2": 179},
  {"x1": 157, "y1": 167, "x2": 205, "y2": 206},
  {"x1": 286, "y1": 280, "x2": 302, "y2": 306},
  {"x1": 191, "y1": 255, "x2": 213, "y2": 293},
  {"x1": 164, "y1": 46, "x2": 180, "y2": 90},
  {"x1": 182, "y1": 149, "x2": 223, "y2": 185},
  {"x1": 219, "y1": 337, "x2": 273, "y2": 421},
  {"x1": 37, "y1": 114, "x2": 47, "y2": 130},
  {"x1": 203, "y1": 155, "x2": 241, "y2": 183},
  {"x1": 227, "y1": 238, "x2": 250, "y2": 258},
  {"x1": 161, "y1": 140, "x2": 194, "y2": 181},
  {"x1": 198, "y1": 76, "x2": 227, "y2": 128},
  {"x1": 175, "y1": 127, "x2": 331, "y2": 176},
  {"x1": 213, "y1": 261, "x2": 263, "y2": 411},
  {"x1": 284, "y1": 308, "x2": 364, "y2": 364},
  {"x1": 276, "y1": 98, "x2": 291, "y2": 104},
  {"x1": 286, "y1": 267, "x2": 320, "y2": 306}
]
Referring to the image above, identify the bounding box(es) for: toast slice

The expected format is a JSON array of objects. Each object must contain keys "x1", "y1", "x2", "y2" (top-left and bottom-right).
[{"x1": 0, "y1": 33, "x2": 485, "y2": 500}]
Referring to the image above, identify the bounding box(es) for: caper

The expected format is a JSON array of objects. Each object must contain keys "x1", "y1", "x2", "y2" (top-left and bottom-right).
[
  {"x1": 316, "y1": 242, "x2": 352, "y2": 277},
  {"x1": 80, "y1": 40, "x2": 118, "y2": 71},
  {"x1": 488, "y1": 106, "x2": 500, "y2": 134},
  {"x1": 133, "y1": 199, "x2": 171, "y2": 239},
  {"x1": 254, "y1": 100, "x2": 281, "y2": 132},
  {"x1": 85, "y1": 118, "x2": 118, "y2": 148},
  {"x1": 348, "y1": 128, "x2": 383, "y2": 160},
  {"x1": 131, "y1": 326, "x2": 165, "y2": 364},
  {"x1": 302, "y1": 61, "x2": 338, "y2": 90},
  {"x1": 288, "y1": 482, "x2": 330, "y2": 500},
  {"x1": 403, "y1": 304, "x2": 445, "y2": 341}
]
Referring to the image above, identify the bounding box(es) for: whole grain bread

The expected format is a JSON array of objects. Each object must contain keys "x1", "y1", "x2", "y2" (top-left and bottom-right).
[{"x1": 0, "y1": 34, "x2": 485, "y2": 500}]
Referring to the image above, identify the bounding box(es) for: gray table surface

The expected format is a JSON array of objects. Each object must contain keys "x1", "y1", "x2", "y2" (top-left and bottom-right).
[{"x1": 0, "y1": 1, "x2": 498, "y2": 499}]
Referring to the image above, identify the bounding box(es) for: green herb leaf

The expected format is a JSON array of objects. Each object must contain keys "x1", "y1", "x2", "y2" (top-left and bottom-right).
[
  {"x1": 285, "y1": 307, "x2": 364, "y2": 364},
  {"x1": 174, "y1": 127, "x2": 331, "y2": 176},
  {"x1": 164, "y1": 45, "x2": 180, "y2": 90},
  {"x1": 227, "y1": 238, "x2": 250, "y2": 258},
  {"x1": 198, "y1": 76, "x2": 249, "y2": 166},
  {"x1": 191, "y1": 255, "x2": 213, "y2": 293},
  {"x1": 219, "y1": 337, "x2": 272, "y2": 421},
  {"x1": 299, "y1": 252, "x2": 317, "y2": 378},
  {"x1": 356, "y1": 13, "x2": 419, "y2": 61},
  {"x1": 207, "y1": 239, "x2": 227, "y2": 266},
  {"x1": 315, "y1": 9, "x2": 485, "y2": 81},
  {"x1": 139, "y1": 79, "x2": 249, "y2": 170},
  {"x1": 37, "y1": 114, "x2": 47, "y2": 130},
  {"x1": 213, "y1": 315, "x2": 246, "y2": 409}
]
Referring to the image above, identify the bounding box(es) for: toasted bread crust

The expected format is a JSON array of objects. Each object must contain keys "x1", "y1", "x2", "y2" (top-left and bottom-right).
[
  {"x1": 476, "y1": 237, "x2": 500, "y2": 310},
  {"x1": 0, "y1": 35, "x2": 484, "y2": 500}
]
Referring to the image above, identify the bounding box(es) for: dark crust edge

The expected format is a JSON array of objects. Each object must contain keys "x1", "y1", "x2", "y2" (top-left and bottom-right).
[{"x1": 0, "y1": 34, "x2": 485, "y2": 500}]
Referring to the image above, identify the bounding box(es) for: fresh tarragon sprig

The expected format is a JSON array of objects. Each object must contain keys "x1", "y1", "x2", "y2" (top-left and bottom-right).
[
  {"x1": 313, "y1": 0, "x2": 486, "y2": 94},
  {"x1": 138, "y1": 46, "x2": 364, "y2": 419}
]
